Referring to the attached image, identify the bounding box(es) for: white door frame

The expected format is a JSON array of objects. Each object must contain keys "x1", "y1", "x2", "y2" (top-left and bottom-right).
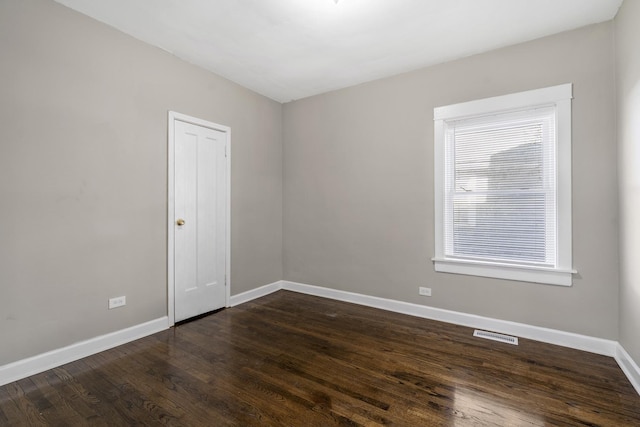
[{"x1": 167, "y1": 111, "x2": 231, "y2": 326}]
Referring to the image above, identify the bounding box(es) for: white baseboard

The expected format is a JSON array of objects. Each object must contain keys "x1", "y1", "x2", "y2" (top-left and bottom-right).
[
  {"x1": 0, "y1": 317, "x2": 169, "y2": 387},
  {"x1": 4, "y1": 280, "x2": 637, "y2": 397},
  {"x1": 203, "y1": 280, "x2": 640, "y2": 395},
  {"x1": 615, "y1": 344, "x2": 640, "y2": 396},
  {"x1": 229, "y1": 281, "x2": 282, "y2": 307},
  {"x1": 281, "y1": 281, "x2": 618, "y2": 357}
]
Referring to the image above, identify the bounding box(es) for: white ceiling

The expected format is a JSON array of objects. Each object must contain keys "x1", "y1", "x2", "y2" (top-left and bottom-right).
[{"x1": 54, "y1": 0, "x2": 623, "y2": 103}]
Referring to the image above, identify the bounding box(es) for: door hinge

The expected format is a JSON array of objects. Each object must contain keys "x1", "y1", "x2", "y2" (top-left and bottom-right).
[
  {"x1": 224, "y1": 274, "x2": 227, "y2": 285},
  {"x1": 224, "y1": 145, "x2": 227, "y2": 158}
]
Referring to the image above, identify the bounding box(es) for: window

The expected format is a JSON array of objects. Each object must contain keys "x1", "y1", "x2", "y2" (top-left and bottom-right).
[{"x1": 433, "y1": 84, "x2": 575, "y2": 286}]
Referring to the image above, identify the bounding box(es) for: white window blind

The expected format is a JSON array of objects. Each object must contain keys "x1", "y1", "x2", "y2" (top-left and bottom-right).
[
  {"x1": 444, "y1": 107, "x2": 557, "y2": 267},
  {"x1": 433, "y1": 83, "x2": 575, "y2": 286}
]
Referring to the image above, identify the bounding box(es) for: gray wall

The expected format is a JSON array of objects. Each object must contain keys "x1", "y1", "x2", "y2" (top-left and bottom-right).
[
  {"x1": 283, "y1": 22, "x2": 619, "y2": 339},
  {"x1": 0, "y1": 0, "x2": 283, "y2": 365},
  {"x1": 616, "y1": 0, "x2": 640, "y2": 363}
]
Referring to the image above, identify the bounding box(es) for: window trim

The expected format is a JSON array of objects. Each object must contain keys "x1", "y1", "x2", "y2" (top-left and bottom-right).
[{"x1": 432, "y1": 84, "x2": 576, "y2": 286}]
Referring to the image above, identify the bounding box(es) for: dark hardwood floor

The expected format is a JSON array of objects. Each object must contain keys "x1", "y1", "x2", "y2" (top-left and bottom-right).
[{"x1": 1, "y1": 290, "x2": 639, "y2": 426}]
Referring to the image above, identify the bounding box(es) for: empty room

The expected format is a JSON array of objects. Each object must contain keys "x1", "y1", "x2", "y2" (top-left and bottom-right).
[{"x1": 1, "y1": 0, "x2": 640, "y2": 425}]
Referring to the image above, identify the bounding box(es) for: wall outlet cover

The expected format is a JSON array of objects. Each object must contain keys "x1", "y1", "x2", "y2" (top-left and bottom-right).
[
  {"x1": 108, "y1": 296, "x2": 126, "y2": 309},
  {"x1": 419, "y1": 287, "x2": 432, "y2": 296}
]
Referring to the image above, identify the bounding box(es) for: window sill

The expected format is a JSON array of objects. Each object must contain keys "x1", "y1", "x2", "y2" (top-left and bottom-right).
[{"x1": 432, "y1": 258, "x2": 576, "y2": 286}]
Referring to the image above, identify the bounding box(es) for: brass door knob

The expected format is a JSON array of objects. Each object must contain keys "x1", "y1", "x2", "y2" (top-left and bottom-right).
[{"x1": 176, "y1": 219, "x2": 185, "y2": 226}]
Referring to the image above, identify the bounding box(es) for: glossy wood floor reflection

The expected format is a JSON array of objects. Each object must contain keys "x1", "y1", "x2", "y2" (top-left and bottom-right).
[{"x1": 2, "y1": 291, "x2": 640, "y2": 426}]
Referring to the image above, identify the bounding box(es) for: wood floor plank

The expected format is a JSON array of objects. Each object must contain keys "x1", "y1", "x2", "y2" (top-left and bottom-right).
[
  {"x1": 3, "y1": 380, "x2": 49, "y2": 426},
  {"x1": 1, "y1": 290, "x2": 639, "y2": 426},
  {"x1": 0, "y1": 383, "x2": 29, "y2": 425},
  {"x1": 62, "y1": 358, "x2": 168, "y2": 426},
  {"x1": 121, "y1": 339, "x2": 290, "y2": 426}
]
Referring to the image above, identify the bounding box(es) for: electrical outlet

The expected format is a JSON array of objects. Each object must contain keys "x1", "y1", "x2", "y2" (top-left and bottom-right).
[
  {"x1": 419, "y1": 287, "x2": 432, "y2": 297},
  {"x1": 108, "y1": 296, "x2": 126, "y2": 309}
]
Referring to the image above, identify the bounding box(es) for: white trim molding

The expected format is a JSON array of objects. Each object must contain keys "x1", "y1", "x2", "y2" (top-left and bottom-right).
[
  {"x1": 0, "y1": 317, "x2": 169, "y2": 387},
  {"x1": 433, "y1": 84, "x2": 573, "y2": 121},
  {"x1": 432, "y1": 258, "x2": 577, "y2": 287},
  {"x1": 281, "y1": 282, "x2": 639, "y2": 394},
  {"x1": 229, "y1": 281, "x2": 282, "y2": 307},
  {"x1": 615, "y1": 344, "x2": 640, "y2": 396},
  {"x1": 281, "y1": 281, "x2": 615, "y2": 356},
  {"x1": 3, "y1": 282, "x2": 638, "y2": 397}
]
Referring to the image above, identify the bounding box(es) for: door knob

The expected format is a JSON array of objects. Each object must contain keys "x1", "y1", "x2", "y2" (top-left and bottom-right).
[{"x1": 176, "y1": 219, "x2": 185, "y2": 226}]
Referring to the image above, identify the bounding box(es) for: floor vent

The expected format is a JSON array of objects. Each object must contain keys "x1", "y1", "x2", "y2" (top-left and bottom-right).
[{"x1": 473, "y1": 330, "x2": 519, "y2": 345}]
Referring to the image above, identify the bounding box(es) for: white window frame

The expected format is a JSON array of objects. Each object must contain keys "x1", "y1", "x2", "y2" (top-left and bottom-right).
[{"x1": 432, "y1": 84, "x2": 576, "y2": 286}]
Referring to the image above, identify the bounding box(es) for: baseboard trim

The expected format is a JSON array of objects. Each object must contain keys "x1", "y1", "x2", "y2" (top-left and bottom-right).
[
  {"x1": 615, "y1": 344, "x2": 640, "y2": 396},
  {"x1": 4, "y1": 281, "x2": 636, "y2": 395},
  {"x1": 231, "y1": 281, "x2": 638, "y2": 395},
  {"x1": 281, "y1": 281, "x2": 617, "y2": 357},
  {"x1": 229, "y1": 281, "x2": 282, "y2": 307},
  {"x1": 0, "y1": 317, "x2": 169, "y2": 387}
]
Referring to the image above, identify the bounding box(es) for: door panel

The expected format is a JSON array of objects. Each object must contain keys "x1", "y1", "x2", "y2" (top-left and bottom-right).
[{"x1": 174, "y1": 119, "x2": 226, "y2": 322}]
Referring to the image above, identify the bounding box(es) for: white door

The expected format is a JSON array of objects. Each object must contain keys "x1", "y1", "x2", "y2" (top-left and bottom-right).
[{"x1": 173, "y1": 118, "x2": 227, "y2": 322}]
